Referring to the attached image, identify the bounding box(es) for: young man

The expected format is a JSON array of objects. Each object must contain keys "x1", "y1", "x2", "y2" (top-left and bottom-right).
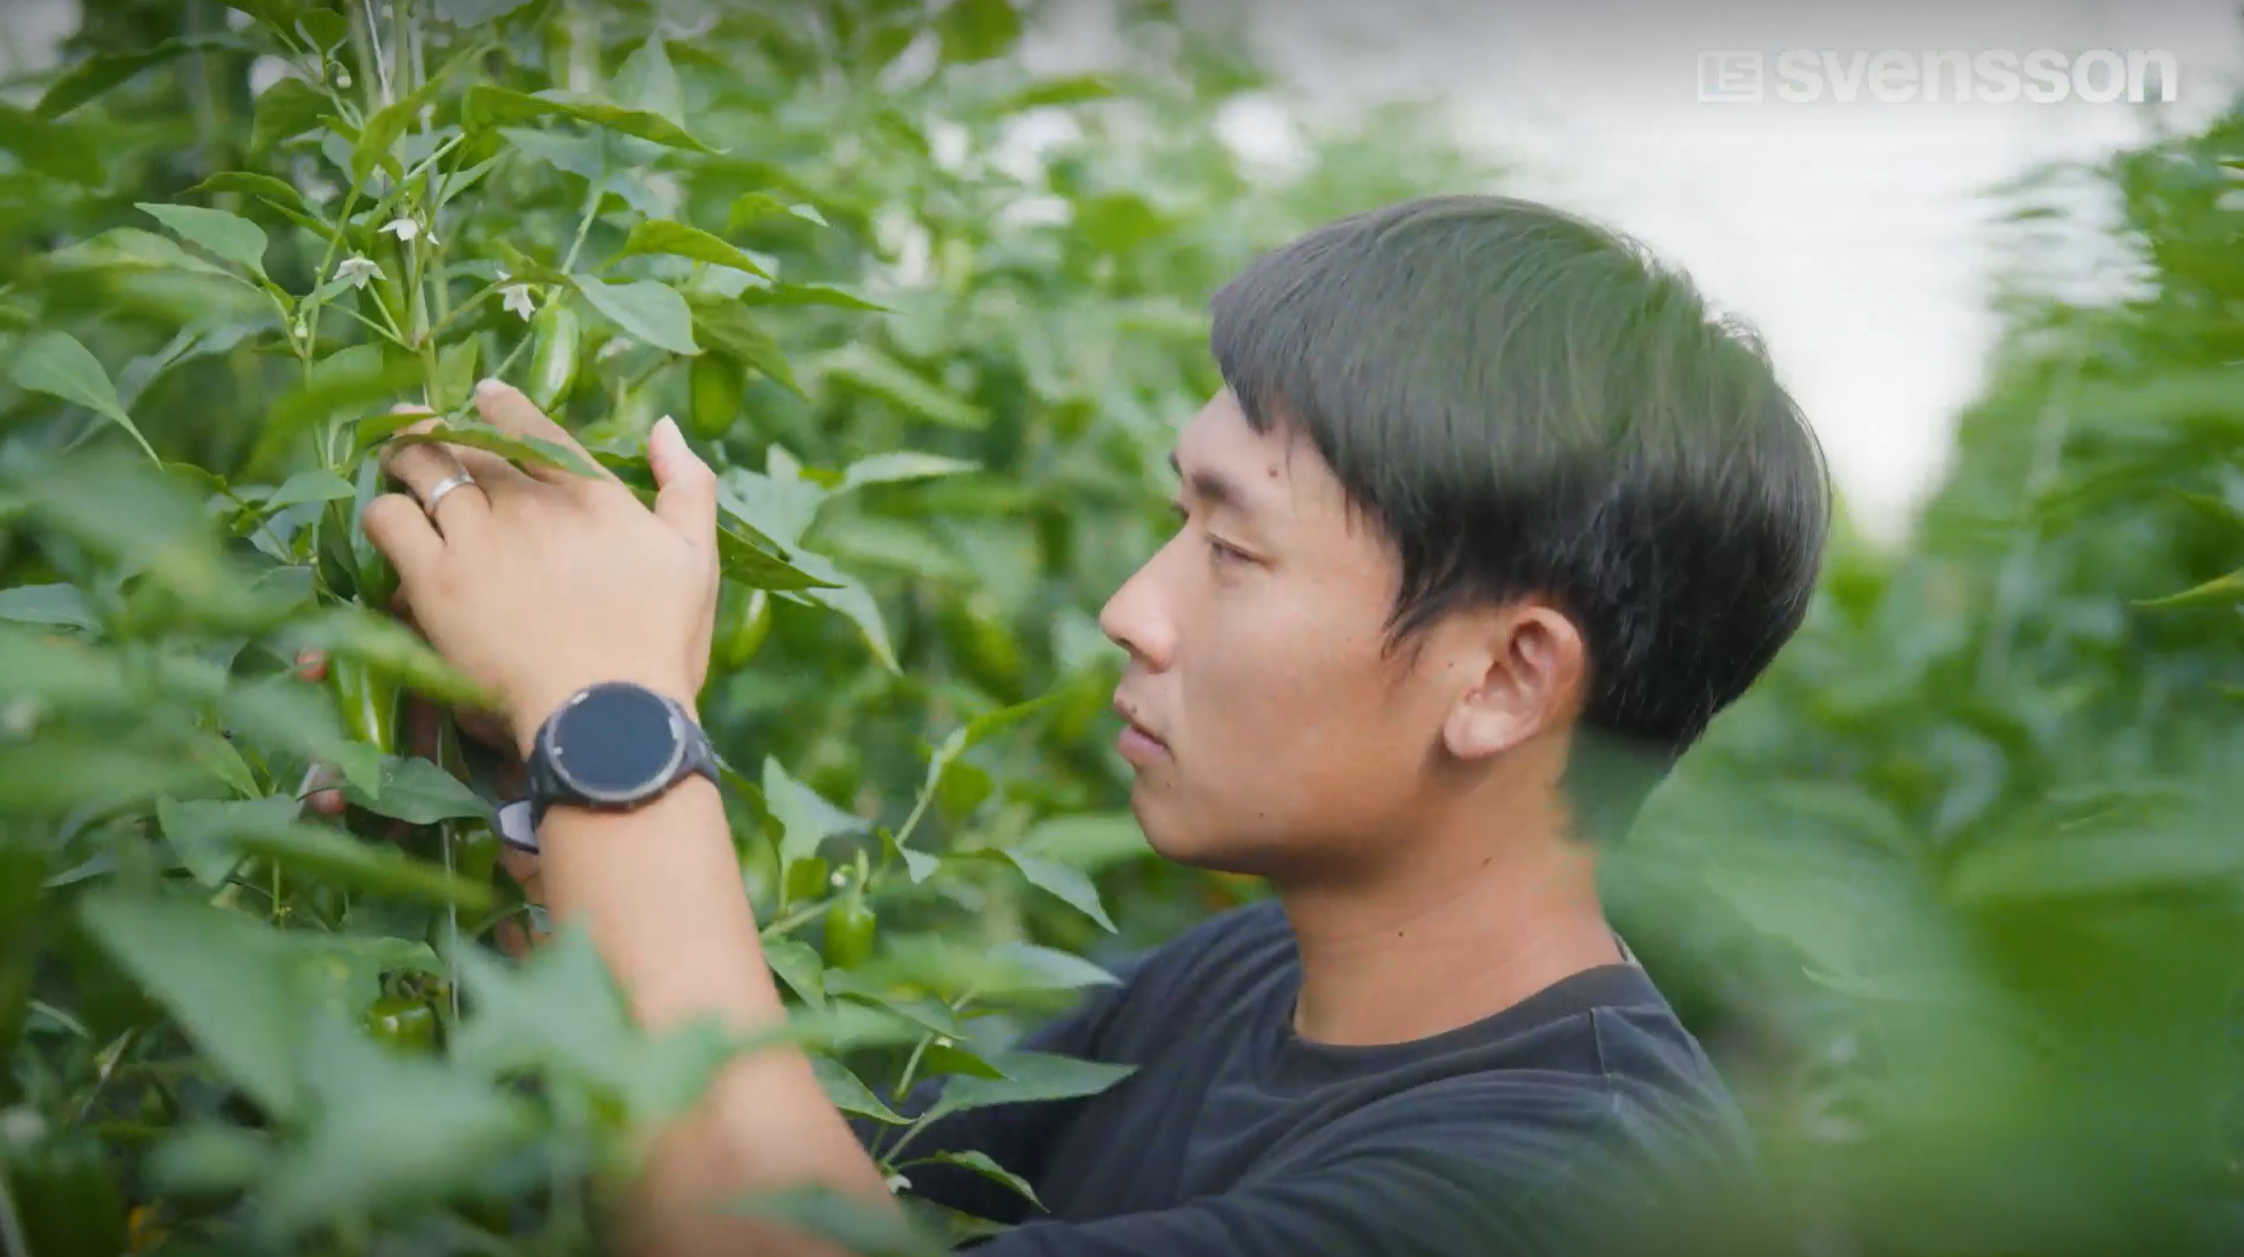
[{"x1": 358, "y1": 194, "x2": 1830, "y2": 1256}]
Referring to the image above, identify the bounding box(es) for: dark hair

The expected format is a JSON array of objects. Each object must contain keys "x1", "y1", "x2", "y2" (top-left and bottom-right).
[{"x1": 1209, "y1": 196, "x2": 1831, "y2": 834}]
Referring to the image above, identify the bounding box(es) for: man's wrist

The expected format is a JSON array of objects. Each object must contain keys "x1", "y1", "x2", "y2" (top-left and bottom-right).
[{"x1": 510, "y1": 674, "x2": 700, "y2": 760}]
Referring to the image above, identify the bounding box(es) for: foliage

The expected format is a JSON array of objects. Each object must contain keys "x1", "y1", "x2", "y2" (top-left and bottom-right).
[
  {"x1": 1601, "y1": 88, "x2": 2244, "y2": 1256},
  {"x1": 0, "y1": 0, "x2": 1497, "y2": 1252}
]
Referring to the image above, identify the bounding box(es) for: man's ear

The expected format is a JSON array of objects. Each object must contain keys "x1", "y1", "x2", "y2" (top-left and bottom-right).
[{"x1": 1440, "y1": 603, "x2": 1587, "y2": 761}]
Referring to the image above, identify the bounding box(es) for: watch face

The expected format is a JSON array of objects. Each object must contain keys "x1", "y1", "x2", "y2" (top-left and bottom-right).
[{"x1": 549, "y1": 683, "x2": 683, "y2": 800}]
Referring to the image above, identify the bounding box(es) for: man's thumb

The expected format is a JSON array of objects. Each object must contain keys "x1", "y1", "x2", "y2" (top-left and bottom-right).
[{"x1": 649, "y1": 416, "x2": 717, "y2": 547}]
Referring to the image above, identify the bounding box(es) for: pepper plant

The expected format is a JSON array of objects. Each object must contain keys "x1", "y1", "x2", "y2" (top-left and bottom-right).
[{"x1": 0, "y1": 0, "x2": 1459, "y2": 1251}]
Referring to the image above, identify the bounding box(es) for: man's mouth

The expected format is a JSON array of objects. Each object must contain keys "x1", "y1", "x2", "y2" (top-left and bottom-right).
[{"x1": 1112, "y1": 697, "x2": 1170, "y2": 763}]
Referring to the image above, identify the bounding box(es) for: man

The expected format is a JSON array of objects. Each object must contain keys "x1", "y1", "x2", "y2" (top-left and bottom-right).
[{"x1": 355, "y1": 194, "x2": 1829, "y2": 1256}]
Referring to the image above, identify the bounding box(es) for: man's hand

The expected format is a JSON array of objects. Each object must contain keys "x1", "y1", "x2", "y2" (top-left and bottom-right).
[{"x1": 362, "y1": 380, "x2": 720, "y2": 756}]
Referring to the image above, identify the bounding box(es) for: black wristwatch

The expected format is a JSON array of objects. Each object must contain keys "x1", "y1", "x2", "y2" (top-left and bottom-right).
[{"x1": 523, "y1": 681, "x2": 719, "y2": 831}]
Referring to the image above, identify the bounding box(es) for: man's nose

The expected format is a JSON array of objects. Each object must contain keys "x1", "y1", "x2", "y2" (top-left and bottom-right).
[{"x1": 1099, "y1": 553, "x2": 1176, "y2": 671}]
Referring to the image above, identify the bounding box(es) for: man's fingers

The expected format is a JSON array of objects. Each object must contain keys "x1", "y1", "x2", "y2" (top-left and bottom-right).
[
  {"x1": 473, "y1": 378, "x2": 617, "y2": 488},
  {"x1": 390, "y1": 402, "x2": 534, "y2": 494},
  {"x1": 361, "y1": 493, "x2": 443, "y2": 580},
  {"x1": 380, "y1": 435, "x2": 488, "y2": 540},
  {"x1": 648, "y1": 416, "x2": 718, "y2": 552}
]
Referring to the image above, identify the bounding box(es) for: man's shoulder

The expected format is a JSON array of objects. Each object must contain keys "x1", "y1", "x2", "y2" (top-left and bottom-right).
[{"x1": 1075, "y1": 899, "x2": 1293, "y2": 1046}]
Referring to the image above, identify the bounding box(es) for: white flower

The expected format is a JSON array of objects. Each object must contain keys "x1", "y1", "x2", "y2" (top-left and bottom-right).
[
  {"x1": 884, "y1": 1173, "x2": 912, "y2": 1195},
  {"x1": 380, "y1": 216, "x2": 436, "y2": 246},
  {"x1": 500, "y1": 282, "x2": 536, "y2": 320},
  {"x1": 335, "y1": 254, "x2": 383, "y2": 288}
]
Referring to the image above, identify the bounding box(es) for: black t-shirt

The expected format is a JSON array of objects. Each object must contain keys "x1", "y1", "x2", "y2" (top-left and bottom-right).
[{"x1": 862, "y1": 901, "x2": 1774, "y2": 1256}]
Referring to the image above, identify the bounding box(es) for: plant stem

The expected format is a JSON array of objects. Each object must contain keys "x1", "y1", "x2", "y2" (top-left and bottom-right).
[
  {"x1": 758, "y1": 899, "x2": 829, "y2": 941},
  {"x1": 0, "y1": 1168, "x2": 29, "y2": 1257},
  {"x1": 560, "y1": 175, "x2": 607, "y2": 274},
  {"x1": 362, "y1": 0, "x2": 394, "y2": 107}
]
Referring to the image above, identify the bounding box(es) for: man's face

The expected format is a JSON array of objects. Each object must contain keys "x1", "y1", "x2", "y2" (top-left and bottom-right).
[{"x1": 1100, "y1": 391, "x2": 1467, "y2": 877}]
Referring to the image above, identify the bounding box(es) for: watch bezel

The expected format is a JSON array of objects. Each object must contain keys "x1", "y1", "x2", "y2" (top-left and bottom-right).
[{"x1": 538, "y1": 682, "x2": 689, "y2": 806}]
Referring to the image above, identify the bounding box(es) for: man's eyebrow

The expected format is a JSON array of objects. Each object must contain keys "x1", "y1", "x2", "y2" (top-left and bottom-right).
[{"x1": 1166, "y1": 450, "x2": 1254, "y2": 516}]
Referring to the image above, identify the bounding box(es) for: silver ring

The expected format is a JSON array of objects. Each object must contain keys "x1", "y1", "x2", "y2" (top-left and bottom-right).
[{"x1": 420, "y1": 472, "x2": 476, "y2": 518}]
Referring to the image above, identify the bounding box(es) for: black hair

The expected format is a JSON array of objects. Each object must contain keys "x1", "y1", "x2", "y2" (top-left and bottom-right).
[{"x1": 1209, "y1": 195, "x2": 1832, "y2": 838}]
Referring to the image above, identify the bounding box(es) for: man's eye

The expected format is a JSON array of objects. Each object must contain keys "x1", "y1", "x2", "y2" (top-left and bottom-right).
[{"x1": 1170, "y1": 501, "x2": 1248, "y2": 565}]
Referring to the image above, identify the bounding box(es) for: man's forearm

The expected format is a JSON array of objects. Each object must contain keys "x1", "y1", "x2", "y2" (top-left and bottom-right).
[{"x1": 532, "y1": 759, "x2": 893, "y2": 1256}]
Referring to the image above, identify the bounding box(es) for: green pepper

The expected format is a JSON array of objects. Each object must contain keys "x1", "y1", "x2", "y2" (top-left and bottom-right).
[
  {"x1": 783, "y1": 855, "x2": 829, "y2": 906},
  {"x1": 717, "y1": 586, "x2": 773, "y2": 671},
  {"x1": 689, "y1": 351, "x2": 745, "y2": 440},
  {"x1": 454, "y1": 819, "x2": 499, "y2": 890},
  {"x1": 362, "y1": 995, "x2": 438, "y2": 1054},
  {"x1": 822, "y1": 893, "x2": 876, "y2": 970},
  {"x1": 329, "y1": 656, "x2": 400, "y2": 757},
  {"x1": 527, "y1": 301, "x2": 580, "y2": 413}
]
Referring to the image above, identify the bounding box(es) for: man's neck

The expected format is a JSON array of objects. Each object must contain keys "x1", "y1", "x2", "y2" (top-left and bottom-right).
[{"x1": 1275, "y1": 795, "x2": 1622, "y2": 1048}]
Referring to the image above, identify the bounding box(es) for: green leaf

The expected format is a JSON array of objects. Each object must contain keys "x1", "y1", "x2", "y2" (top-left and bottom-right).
[
  {"x1": 985, "y1": 942, "x2": 1119, "y2": 990},
  {"x1": 791, "y1": 550, "x2": 898, "y2": 672},
  {"x1": 77, "y1": 890, "x2": 308, "y2": 1118},
  {"x1": 185, "y1": 171, "x2": 315, "y2": 221},
  {"x1": 237, "y1": 822, "x2": 495, "y2": 912},
  {"x1": 435, "y1": 0, "x2": 539, "y2": 23},
  {"x1": 936, "y1": 0, "x2": 1023, "y2": 64},
  {"x1": 2136, "y1": 570, "x2": 2244, "y2": 609},
  {"x1": 148, "y1": 1124, "x2": 274, "y2": 1197},
  {"x1": 924, "y1": 1151, "x2": 1044, "y2": 1210},
  {"x1": 221, "y1": 678, "x2": 381, "y2": 795},
  {"x1": 686, "y1": 294, "x2": 804, "y2": 399},
  {"x1": 715, "y1": 521, "x2": 836, "y2": 592},
  {"x1": 258, "y1": 1014, "x2": 532, "y2": 1241},
  {"x1": 813, "y1": 342, "x2": 986, "y2": 429},
  {"x1": 157, "y1": 795, "x2": 296, "y2": 886},
  {"x1": 616, "y1": 219, "x2": 770, "y2": 278},
  {"x1": 837, "y1": 452, "x2": 978, "y2": 495},
  {"x1": 462, "y1": 85, "x2": 718, "y2": 154},
  {"x1": 36, "y1": 36, "x2": 233, "y2": 119},
  {"x1": 925, "y1": 1050, "x2": 1135, "y2": 1123},
  {"x1": 736, "y1": 282, "x2": 889, "y2": 313},
  {"x1": 137, "y1": 202, "x2": 270, "y2": 281},
  {"x1": 0, "y1": 583, "x2": 96, "y2": 632},
  {"x1": 809, "y1": 1054, "x2": 905, "y2": 1124},
  {"x1": 0, "y1": 739, "x2": 205, "y2": 814},
  {"x1": 992, "y1": 73, "x2": 1121, "y2": 112},
  {"x1": 251, "y1": 78, "x2": 329, "y2": 153},
  {"x1": 615, "y1": 36, "x2": 684, "y2": 125},
  {"x1": 253, "y1": 345, "x2": 421, "y2": 471},
  {"x1": 451, "y1": 925, "x2": 761, "y2": 1125},
  {"x1": 341, "y1": 755, "x2": 492, "y2": 826},
  {"x1": 0, "y1": 103, "x2": 104, "y2": 184},
  {"x1": 925, "y1": 693, "x2": 1062, "y2": 795},
  {"x1": 262, "y1": 469, "x2": 356, "y2": 511},
  {"x1": 1946, "y1": 825, "x2": 2244, "y2": 904},
  {"x1": 499, "y1": 126, "x2": 607, "y2": 183},
  {"x1": 882, "y1": 825, "x2": 940, "y2": 883},
  {"x1": 1003, "y1": 851, "x2": 1117, "y2": 931},
  {"x1": 725, "y1": 1185, "x2": 947, "y2": 1257},
  {"x1": 385, "y1": 422, "x2": 604, "y2": 479},
  {"x1": 574, "y1": 277, "x2": 701, "y2": 356},
  {"x1": 764, "y1": 756, "x2": 868, "y2": 867},
  {"x1": 764, "y1": 938, "x2": 827, "y2": 1008},
  {"x1": 8, "y1": 332, "x2": 157, "y2": 463},
  {"x1": 46, "y1": 227, "x2": 232, "y2": 279}
]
